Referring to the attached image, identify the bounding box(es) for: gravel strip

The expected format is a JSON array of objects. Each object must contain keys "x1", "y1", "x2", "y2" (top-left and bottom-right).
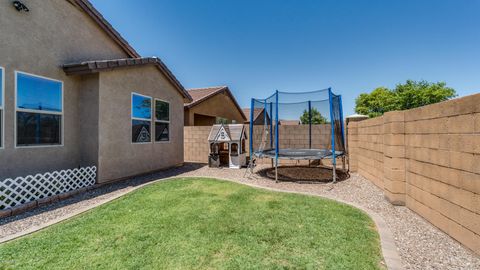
[{"x1": 1, "y1": 163, "x2": 479, "y2": 270}]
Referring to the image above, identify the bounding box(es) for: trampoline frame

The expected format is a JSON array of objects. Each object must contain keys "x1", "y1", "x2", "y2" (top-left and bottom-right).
[
  {"x1": 249, "y1": 88, "x2": 346, "y2": 183},
  {"x1": 254, "y1": 148, "x2": 344, "y2": 160}
]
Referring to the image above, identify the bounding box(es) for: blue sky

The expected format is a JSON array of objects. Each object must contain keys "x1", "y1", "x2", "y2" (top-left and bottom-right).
[{"x1": 91, "y1": 0, "x2": 480, "y2": 116}]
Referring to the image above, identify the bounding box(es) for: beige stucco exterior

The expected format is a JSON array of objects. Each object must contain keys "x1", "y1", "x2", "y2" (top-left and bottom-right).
[
  {"x1": 184, "y1": 91, "x2": 246, "y2": 126},
  {"x1": 97, "y1": 66, "x2": 184, "y2": 182},
  {"x1": 0, "y1": 0, "x2": 186, "y2": 182}
]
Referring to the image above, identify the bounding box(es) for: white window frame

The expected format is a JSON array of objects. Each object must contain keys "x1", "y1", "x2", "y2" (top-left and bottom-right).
[
  {"x1": 131, "y1": 92, "x2": 153, "y2": 144},
  {"x1": 14, "y1": 71, "x2": 64, "y2": 149},
  {"x1": 154, "y1": 98, "x2": 170, "y2": 143},
  {"x1": 0, "y1": 67, "x2": 4, "y2": 150}
]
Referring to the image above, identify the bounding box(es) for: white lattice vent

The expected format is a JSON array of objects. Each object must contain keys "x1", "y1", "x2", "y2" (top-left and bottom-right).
[{"x1": 0, "y1": 166, "x2": 96, "y2": 210}]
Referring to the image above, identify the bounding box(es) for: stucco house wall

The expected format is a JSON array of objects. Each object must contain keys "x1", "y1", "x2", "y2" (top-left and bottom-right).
[
  {"x1": 184, "y1": 91, "x2": 246, "y2": 126},
  {"x1": 0, "y1": 0, "x2": 189, "y2": 184},
  {"x1": 97, "y1": 66, "x2": 185, "y2": 182},
  {"x1": 0, "y1": 0, "x2": 128, "y2": 179}
]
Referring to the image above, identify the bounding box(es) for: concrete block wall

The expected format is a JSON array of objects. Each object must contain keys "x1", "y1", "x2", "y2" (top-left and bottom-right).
[
  {"x1": 383, "y1": 111, "x2": 406, "y2": 205},
  {"x1": 184, "y1": 124, "x2": 337, "y2": 166},
  {"x1": 352, "y1": 116, "x2": 385, "y2": 189},
  {"x1": 347, "y1": 93, "x2": 480, "y2": 254},
  {"x1": 184, "y1": 126, "x2": 212, "y2": 163}
]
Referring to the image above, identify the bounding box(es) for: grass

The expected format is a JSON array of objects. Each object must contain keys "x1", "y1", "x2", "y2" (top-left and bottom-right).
[{"x1": 0, "y1": 178, "x2": 384, "y2": 269}]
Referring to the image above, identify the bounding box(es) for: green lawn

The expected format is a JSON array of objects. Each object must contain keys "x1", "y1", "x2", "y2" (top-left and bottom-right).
[{"x1": 0, "y1": 178, "x2": 384, "y2": 270}]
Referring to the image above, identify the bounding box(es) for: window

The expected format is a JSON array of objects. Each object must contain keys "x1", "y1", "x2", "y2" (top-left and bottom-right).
[
  {"x1": 155, "y1": 99, "x2": 169, "y2": 142},
  {"x1": 16, "y1": 72, "x2": 63, "y2": 147},
  {"x1": 132, "y1": 93, "x2": 152, "y2": 143},
  {"x1": 231, "y1": 143, "x2": 238, "y2": 156},
  {"x1": 0, "y1": 67, "x2": 3, "y2": 148},
  {"x1": 215, "y1": 117, "x2": 229, "y2": 124}
]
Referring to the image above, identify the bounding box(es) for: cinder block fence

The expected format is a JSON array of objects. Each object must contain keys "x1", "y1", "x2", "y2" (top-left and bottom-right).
[{"x1": 348, "y1": 93, "x2": 480, "y2": 254}]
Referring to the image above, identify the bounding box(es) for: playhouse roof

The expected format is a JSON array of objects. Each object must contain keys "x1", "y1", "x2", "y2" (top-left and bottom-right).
[{"x1": 208, "y1": 124, "x2": 246, "y2": 142}]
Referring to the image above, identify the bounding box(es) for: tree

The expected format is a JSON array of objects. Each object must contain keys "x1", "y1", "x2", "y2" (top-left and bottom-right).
[
  {"x1": 355, "y1": 87, "x2": 399, "y2": 118},
  {"x1": 393, "y1": 80, "x2": 456, "y2": 110},
  {"x1": 300, "y1": 107, "x2": 328, "y2": 124},
  {"x1": 355, "y1": 80, "x2": 456, "y2": 118}
]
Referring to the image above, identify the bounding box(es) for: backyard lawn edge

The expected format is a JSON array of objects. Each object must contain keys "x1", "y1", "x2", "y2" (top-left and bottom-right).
[{"x1": 0, "y1": 176, "x2": 404, "y2": 270}]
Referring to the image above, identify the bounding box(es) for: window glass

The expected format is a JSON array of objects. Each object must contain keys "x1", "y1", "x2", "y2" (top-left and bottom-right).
[
  {"x1": 0, "y1": 68, "x2": 3, "y2": 148},
  {"x1": 155, "y1": 100, "x2": 169, "y2": 121},
  {"x1": 132, "y1": 94, "x2": 152, "y2": 119},
  {"x1": 231, "y1": 143, "x2": 238, "y2": 156},
  {"x1": 16, "y1": 72, "x2": 63, "y2": 146},
  {"x1": 0, "y1": 110, "x2": 2, "y2": 148},
  {"x1": 215, "y1": 117, "x2": 229, "y2": 124},
  {"x1": 155, "y1": 99, "x2": 170, "y2": 142},
  {"x1": 132, "y1": 120, "x2": 151, "y2": 143},
  {"x1": 17, "y1": 73, "x2": 62, "y2": 112},
  {"x1": 17, "y1": 112, "x2": 61, "y2": 146},
  {"x1": 155, "y1": 122, "x2": 169, "y2": 142},
  {"x1": 0, "y1": 68, "x2": 3, "y2": 107}
]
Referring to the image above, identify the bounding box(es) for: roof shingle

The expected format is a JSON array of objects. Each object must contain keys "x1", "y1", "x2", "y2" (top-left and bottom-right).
[{"x1": 63, "y1": 57, "x2": 192, "y2": 101}]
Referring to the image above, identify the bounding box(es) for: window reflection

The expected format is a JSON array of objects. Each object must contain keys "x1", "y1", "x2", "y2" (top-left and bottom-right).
[
  {"x1": 17, "y1": 112, "x2": 61, "y2": 146},
  {"x1": 155, "y1": 122, "x2": 169, "y2": 141},
  {"x1": 16, "y1": 72, "x2": 63, "y2": 147},
  {"x1": 132, "y1": 94, "x2": 152, "y2": 119},
  {"x1": 132, "y1": 120, "x2": 151, "y2": 143},
  {"x1": 155, "y1": 100, "x2": 169, "y2": 121},
  {"x1": 17, "y1": 73, "x2": 62, "y2": 112}
]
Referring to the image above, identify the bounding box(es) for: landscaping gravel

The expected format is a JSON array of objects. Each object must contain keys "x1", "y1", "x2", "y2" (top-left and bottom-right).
[{"x1": 1, "y1": 163, "x2": 479, "y2": 270}]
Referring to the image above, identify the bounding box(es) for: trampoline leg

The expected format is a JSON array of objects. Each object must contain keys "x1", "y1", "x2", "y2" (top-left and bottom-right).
[
  {"x1": 332, "y1": 163, "x2": 337, "y2": 183},
  {"x1": 275, "y1": 162, "x2": 278, "y2": 183},
  {"x1": 342, "y1": 156, "x2": 346, "y2": 171}
]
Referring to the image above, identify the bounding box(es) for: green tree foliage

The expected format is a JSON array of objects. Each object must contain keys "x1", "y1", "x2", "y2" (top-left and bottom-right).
[
  {"x1": 355, "y1": 80, "x2": 456, "y2": 118},
  {"x1": 300, "y1": 107, "x2": 328, "y2": 124}
]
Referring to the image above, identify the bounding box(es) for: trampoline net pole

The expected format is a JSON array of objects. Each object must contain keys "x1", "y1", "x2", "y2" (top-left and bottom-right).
[
  {"x1": 270, "y1": 102, "x2": 273, "y2": 168},
  {"x1": 249, "y1": 98, "x2": 254, "y2": 163},
  {"x1": 328, "y1": 87, "x2": 337, "y2": 182},
  {"x1": 275, "y1": 90, "x2": 279, "y2": 182},
  {"x1": 308, "y1": 100, "x2": 312, "y2": 149}
]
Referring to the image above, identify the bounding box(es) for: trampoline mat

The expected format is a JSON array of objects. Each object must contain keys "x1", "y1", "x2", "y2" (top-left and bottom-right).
[
  {"x1": 254, "y1": 149, "x2": 344, "y2": 160},
  {"x1": 257, "y1": 166, "x2": 349, "y2": 183}
]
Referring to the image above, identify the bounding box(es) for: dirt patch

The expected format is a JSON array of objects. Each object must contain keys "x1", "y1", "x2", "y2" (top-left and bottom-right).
[{"x1": 256, "y1": 166, "x2": 349, "y2": 183}]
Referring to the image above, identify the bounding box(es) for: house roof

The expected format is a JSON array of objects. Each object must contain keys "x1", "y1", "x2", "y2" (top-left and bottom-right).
[
  {"x1": 242, "y1": 108, "x2": 265, "y2": 123},
  {"x1": 185, "y1": 86, "x2": 247, "y2": 121},
  {"x1": 64, "y1": 0, "x2": 192, "y2": 102},
  {"x1": 208, "y1": 124, "x2": 246, "y2": 141}
]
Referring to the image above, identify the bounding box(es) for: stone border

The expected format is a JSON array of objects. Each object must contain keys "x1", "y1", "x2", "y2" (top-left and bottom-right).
[
  {"x1": 0, "y1": 176, "x2": 404, "y2": 270},
  {"x1": 0, "y1": 186, "x2": 96, "y2": 219}
]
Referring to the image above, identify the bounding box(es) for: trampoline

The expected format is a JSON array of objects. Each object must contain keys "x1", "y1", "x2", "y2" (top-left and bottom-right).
[
  {"x1": 255, "y1": 149, "x2": 344, "y2": 160},
  {"x1": 248, "y1": 88, "x2": 346, "y2": 182}
]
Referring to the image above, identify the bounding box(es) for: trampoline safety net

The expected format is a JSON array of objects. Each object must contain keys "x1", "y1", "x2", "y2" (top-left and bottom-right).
[{"x1": 249, "y1": 88, "x2": 345, "y2": 165}]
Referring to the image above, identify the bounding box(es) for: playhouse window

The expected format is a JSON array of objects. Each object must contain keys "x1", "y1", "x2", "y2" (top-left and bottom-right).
[
  {"x1": 132, "y1": 93, "x2": 152, "y2": 143},
  {"x1": 155, "y1": 99, "x2": 169, "y2": 142},
  {"x1": 16, "y1": 72, "x2": 63, "y2": 147},
  {"x1": 231, "y1": 143, "x2": 238, "y2": 156}
]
